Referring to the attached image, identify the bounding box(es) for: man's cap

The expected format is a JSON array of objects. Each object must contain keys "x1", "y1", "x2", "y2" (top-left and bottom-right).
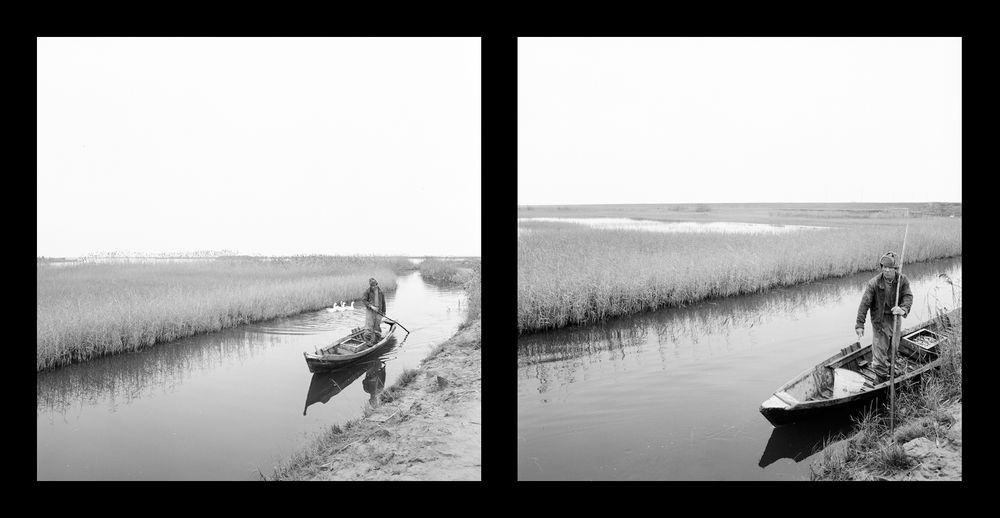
[{"x1": 879, "y1": 251, "x2": 899, "y2": 268}]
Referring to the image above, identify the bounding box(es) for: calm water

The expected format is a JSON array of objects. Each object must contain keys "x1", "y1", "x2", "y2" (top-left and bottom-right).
[
  {"x1": 517, "y1": 257, "x2": 962, "y2": 480},
  {"x1": 518, "y1": 217, "x2": 828, "y2": 234},
  {"x1": 37, "y1": 271, "x2": 468, "y2": 480}
]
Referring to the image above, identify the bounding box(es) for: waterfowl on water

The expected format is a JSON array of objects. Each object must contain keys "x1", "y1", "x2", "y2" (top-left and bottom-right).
[{"x1": 327, "y1": 301, "x2": 351, "y2": 312}]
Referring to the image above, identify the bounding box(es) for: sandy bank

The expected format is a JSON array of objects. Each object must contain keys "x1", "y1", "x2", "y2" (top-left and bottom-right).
[{"x1": 813, "y1": 400, "x2": 961, "y2": 481}]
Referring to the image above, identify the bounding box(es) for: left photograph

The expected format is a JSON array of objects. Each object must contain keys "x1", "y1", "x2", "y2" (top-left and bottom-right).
[{"x1": 37, "y1": 37, "x2": 481, "y2": 481}]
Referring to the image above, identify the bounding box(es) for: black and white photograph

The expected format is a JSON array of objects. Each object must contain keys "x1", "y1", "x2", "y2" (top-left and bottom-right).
[
  {"x1": 516, "y1": 37, "x2": 961, "y2": 480},
  {"x1": 37, "y1": 37, "x2": 481, "y2": 481},
  {"x1": 36, "y1": 33, "x2": 967, "y2": 485}
]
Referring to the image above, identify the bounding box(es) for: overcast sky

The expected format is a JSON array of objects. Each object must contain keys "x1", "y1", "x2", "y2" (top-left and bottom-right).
[
  {"x1": 37, "y1": 37, "x2": 480, "y2": 258},
  {"x1": 518, "y1": 37, "x2": 961, "y2": 206}
]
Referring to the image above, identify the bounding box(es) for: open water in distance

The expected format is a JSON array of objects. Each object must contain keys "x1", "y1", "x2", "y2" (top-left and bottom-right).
[
  {"x1": 517, "y1": 257, "x2": 962, "y2": 480},
  {"x1": 518, "y1": 217, "x2": 828, "y2": 234},
  {"x1": 37, "y1": 271, "x2": 467, "y2": 480}
]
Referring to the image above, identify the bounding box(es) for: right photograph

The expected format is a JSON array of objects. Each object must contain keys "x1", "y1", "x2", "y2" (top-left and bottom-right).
[{"x1": 516, "y1": 37, "x2": 962, "y2": 481}]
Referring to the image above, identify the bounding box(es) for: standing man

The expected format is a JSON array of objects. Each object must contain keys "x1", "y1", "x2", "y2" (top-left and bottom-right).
[
  {"x1": 364, "y1": 277, "x2": 387, "y2": 340},
  {"x1": 855, "y1": 251, "x2": 913, "y2": 384}
]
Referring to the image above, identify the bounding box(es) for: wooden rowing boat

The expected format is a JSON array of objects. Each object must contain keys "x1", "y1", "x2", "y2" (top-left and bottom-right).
[
  {"x1": 759, "y1": 308, "x2": 960, "y2": 426},
  {"x1": 303, "y1": 322, "x2": 398, "y2": 373}
]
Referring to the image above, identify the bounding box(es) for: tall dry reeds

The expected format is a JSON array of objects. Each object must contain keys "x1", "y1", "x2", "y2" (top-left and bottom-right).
[
  {"x1": 418, "y1": 258, "x2": 464, "y2": 284},
  {"x1": 518, "y1": 218, "x2": 961, "y2": 333},
  {"x1": 37, "y1": 256, "x2": 406, "y2": 371}
]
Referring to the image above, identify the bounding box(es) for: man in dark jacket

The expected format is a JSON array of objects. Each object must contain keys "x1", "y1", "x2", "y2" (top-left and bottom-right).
[
  {"x1": 363, "y1": 277, "x2": 387, "y2": 339},
  {"x1": 855, "y1": 251, "x2": 913, "y2": 384}
]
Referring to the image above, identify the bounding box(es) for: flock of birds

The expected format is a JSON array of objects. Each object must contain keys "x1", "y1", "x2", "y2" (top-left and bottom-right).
[{"x1": 327, "y1": 300, "x2": 354, "y2": 312}]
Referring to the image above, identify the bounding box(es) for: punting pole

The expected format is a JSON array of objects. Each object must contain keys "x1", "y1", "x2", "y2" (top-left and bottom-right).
[
  {"x1": 368, "y1": 305, "x2": 410, "y2": 335},
  {"x1": 889, "y1": 223, "x2": 908, "y2": 436}
]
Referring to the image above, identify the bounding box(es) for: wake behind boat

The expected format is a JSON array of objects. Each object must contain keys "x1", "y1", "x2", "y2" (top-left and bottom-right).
[{"x1": 760, "y1": 308, "x2": 960, "y2": 426}]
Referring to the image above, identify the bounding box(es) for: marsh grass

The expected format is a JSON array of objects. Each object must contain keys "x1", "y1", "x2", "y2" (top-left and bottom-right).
[
  {"x1": 810, "y1": 407, "x2": 913, "y2": 480},
  {"x1": 462, "y1": 261, "x2": 481, "y2": 328},
  {"x1": 518, "y1": 218, "x2": 961, "y2": 333},
  {"x1": 37, "y1": 256, "x2": 407, "y2": 372},
  {"x1": 418, "y1": 258, "x2": 467, "y2": 284}
]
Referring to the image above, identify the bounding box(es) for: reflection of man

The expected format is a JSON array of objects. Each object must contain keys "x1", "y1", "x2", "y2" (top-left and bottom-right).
[
  {"x1": 363, "y1": 277, "x2": 386, "y2": 340},
  {"x1": 855, "y1": 251, "x2": 913, "y2": 384},
  {"x1": 363, "y1": 363, "x2": 387, "y2": 406}
]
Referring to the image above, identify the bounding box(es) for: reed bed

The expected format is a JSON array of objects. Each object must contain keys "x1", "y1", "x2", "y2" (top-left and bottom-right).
[
  {"x1": 37, "y1": 256, "x2": 406, "y2": 372},
  {"x1": 418, "y1": 258, "x2": 467, "y2": 284},
  {"x1": 462, "y1": 261, "x2": 481, "y2": 327},
  {"x1": 517, "y1": 218, "x2": 961, "y2": 334}
]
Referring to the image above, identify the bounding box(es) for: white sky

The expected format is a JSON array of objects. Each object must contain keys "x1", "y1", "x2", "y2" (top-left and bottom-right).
[
  {"x1": 518, "y1": 37, "x2": 961, "y2": 206},
  {"x1": 37, "y1": 37, "x2": 480, "y2": 258}
]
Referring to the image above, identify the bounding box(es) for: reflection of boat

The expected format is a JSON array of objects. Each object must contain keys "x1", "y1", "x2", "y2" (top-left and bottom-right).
[
  {"x1": 760, "y1": 308, "x2": 960, "y2": 426},
  {"x1": 758, "y1": 411, "x2": 857, "y2": 468},
  {"x1": 303, "y1": 360, "x2": 379, "y2": 415},
  {"x1": 303, "y1": 322, "x2": 398, "y2": 373}
]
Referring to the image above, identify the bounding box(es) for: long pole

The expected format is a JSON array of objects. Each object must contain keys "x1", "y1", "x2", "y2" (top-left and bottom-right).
[
  {"x1": 889, "y1": 224, "x2": 909, "y2": 435},
  {"x1": 368, "y1": 304, "x2": 410, "y2": 335}
]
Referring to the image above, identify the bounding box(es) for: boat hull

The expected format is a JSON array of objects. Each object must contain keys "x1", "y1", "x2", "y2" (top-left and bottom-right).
[{"x1": 303, "y1": 323, "x2": 398, "y2": 373}]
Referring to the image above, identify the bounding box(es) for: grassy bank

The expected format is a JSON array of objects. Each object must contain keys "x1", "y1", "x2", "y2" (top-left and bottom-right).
[
  {"x1": 36, "y1": 255, "x2": 410, "y2": 372},
  {"x1": 809, "y1": 308, "x2": 962, "y2": 480},
  {"x1": 461, "y1": 260, "x2": 481, "y2": 327},
  {"x1": 517, "y1": 217, "x2": 961, "y2": 333},
  {"x1": 418, "y1": 258, "x2": 472, "y2": 285}
]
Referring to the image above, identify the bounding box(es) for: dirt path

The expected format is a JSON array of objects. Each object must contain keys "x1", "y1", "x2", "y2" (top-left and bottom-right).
[{"x1": 273, "y1": 320, "x2": 481, "y2": 481}]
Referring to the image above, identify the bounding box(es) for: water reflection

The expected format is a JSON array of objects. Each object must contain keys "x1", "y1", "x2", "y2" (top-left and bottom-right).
[
  {"x1": 303, "y1": 360, "x2": 388, "y2": 416},
  {"x1": 758, "y1": 405, "x2": 868, "y2": 468},
  {"x1": 37, "y1": 326, "x2": 285, "y2": 418}
]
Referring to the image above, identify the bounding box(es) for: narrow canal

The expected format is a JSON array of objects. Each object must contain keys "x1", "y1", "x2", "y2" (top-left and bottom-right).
[
  {"x1": 517, "y1": 256, "x2": 962, "y2": 480},
  {"x1": 37, "y1": 271, "x2": 468, "y2": 480}
]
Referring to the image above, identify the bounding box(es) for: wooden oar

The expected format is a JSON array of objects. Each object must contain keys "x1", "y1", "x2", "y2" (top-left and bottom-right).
[{"x1": 889, "y1": 224, "x2": 909, "y2": 435}]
